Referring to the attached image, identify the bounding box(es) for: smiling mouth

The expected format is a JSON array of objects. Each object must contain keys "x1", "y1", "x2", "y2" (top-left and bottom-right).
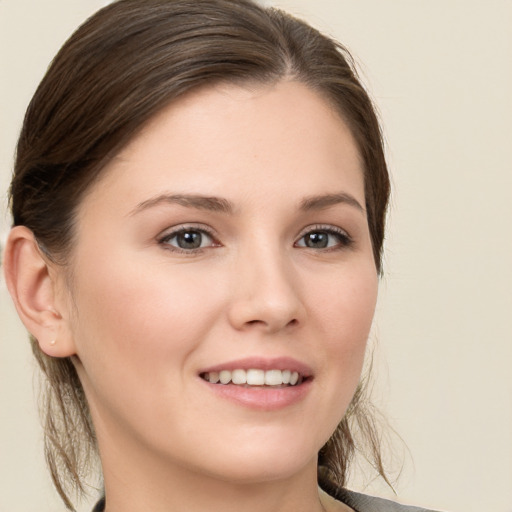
[{"x1": 200, "y1": 369, "x2": 305, "y2": 387}]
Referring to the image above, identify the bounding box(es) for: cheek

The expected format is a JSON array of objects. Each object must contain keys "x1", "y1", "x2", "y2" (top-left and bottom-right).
[
  {"x1": 68, "y1": 256, "x2": 230, "y2": 446},
  {"x1": 69, "y1": 254, "x2": 225, "y2": 387},
  {"x1": 316, "y1": 261, "x2": 378, "y2": 344},
  {"x1": 312, "y1": 262, "x2": 378, "y2": 393}
]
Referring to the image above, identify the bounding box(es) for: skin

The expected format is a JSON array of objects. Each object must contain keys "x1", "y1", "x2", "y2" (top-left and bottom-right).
[{"x1": 5, "y1": 81, "x2": 378, "y2": 512}]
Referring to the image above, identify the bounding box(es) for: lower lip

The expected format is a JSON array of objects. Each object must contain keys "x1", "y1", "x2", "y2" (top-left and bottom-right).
[{"x1": 200, "y1": 378, "x2": 313, "y2": 411}]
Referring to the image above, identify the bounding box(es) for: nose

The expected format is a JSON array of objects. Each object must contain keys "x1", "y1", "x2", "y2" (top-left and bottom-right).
[{"x1": 227, "y1": 246, "x2": 305, "y2": 334}]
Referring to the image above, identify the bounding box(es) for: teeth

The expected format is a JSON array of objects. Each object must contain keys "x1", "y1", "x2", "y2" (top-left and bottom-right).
[
  {"x1": 265, "y1": 369, "x2": 282, "y2": 385},
  {"x1": 219, "y1": 370, "x2": 231, "y2": 384},
  {"x1": 231, "y1": 369, "x2": 246, "y2": 385},
  {"x1": 246, "y1": 369, "x2": 265, "y2": 385},
  {"x1": 203, "y1": 369, "x2": 303, "y2": 386}
]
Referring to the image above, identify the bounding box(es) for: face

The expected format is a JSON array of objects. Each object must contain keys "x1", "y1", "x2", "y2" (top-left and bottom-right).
[{"x1": 62, "y1": 81, "x2": 378, "y2": 485}]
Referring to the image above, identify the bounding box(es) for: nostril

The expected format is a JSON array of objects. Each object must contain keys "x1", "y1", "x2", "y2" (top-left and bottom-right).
[
  {"x1": 247, "y1": 319, "x2": 263, "y2": 326},
  {"x1": 244, "y1": 318, "x2": 298, "y2": 328}
]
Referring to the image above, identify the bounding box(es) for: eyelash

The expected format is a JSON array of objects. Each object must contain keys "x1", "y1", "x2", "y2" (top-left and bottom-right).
[
  {"x1": 158, "y1": 224, "x2": 219, "y2": 255},
  {"x1": 294, "y1": 224, "x2": 353, "y2": 252},
  {"x1": 157, "y1": 224, "x2": 353, "y2": 254}
]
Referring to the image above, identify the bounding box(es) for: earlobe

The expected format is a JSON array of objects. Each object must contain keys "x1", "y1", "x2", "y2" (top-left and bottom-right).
[{"x1": 3, "y1": 226, "x2": 76, "y2": 358}]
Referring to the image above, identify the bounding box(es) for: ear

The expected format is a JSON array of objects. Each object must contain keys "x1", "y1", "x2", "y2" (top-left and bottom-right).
[{"x1": 3, "y1": 226, "x2": 76, "y2": 358}]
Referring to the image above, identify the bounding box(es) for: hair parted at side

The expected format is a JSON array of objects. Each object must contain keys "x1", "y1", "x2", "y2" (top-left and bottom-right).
[{"x1": 10, "y1": 0, "x2": 390, "y2": 509}]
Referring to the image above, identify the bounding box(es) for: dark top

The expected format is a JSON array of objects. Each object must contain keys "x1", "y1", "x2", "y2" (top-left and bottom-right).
[
  {"x1": 92, "y1": 496, "x2": 105, "y2": 512},
  {"x1": 92, "y1": 490, "x2": 442, "y2": 512},
  {"x1": 337, "y1": 489, "x2": 442, "y2": 512}
]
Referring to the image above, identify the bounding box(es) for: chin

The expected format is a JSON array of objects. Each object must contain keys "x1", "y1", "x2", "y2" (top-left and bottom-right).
[
  {"x1": 203, "y1": 454, "x2": 316, "y2": 485},
  {"x1": 184, "y1": 432, "x2": 323, "y2": 485}
]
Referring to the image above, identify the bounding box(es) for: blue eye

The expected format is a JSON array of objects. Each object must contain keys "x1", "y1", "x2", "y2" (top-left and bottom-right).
[
  {"x1": 295, "y1": 227, "x2": 352, "y2": 250},
  {"x1": 160, "y1": 228, "x2": 215, "y2": 251}
]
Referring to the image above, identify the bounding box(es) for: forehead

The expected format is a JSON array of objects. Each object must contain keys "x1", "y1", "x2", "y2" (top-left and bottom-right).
[{"x1": 81, "y1": 80, "x2": 365, "y2": 215}]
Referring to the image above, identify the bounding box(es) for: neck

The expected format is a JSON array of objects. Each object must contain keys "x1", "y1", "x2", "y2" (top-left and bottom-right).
[{"x1": 101, "y1": 450, "x2": 325, "y2": 512}]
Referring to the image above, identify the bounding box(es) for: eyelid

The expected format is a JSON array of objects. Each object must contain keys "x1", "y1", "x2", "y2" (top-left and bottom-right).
[{"x1": 296, "y1": 223, "x2": 350, "y2": 238}]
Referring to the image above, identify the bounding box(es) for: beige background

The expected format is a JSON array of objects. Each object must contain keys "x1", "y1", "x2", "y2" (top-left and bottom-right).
[{"x1": 1, "y1": 1, "x2": 511, "y2": 511}]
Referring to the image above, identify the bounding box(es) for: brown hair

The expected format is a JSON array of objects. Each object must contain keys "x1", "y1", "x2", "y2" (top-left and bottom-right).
[{"x1": 9, "y1": 0, "x2": 390, "y2": 509}]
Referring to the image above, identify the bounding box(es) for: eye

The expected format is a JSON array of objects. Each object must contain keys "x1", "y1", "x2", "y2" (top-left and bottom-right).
[
  {"x1": 295, "y1": 226, "x2": 352, "y2": 250},
  {"x1": 159, "y1": 227, "x2": 218, "y2": 252}
]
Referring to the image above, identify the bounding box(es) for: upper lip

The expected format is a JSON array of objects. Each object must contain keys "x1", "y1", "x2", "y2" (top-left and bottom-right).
[{"x1": 199, "y1": 356, "x2": 313, "y2": 378}]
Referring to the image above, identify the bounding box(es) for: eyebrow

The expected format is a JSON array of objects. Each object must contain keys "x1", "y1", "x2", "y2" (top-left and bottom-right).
[
  {"x1": 299, "y1": 192, "x2": 365, "y2": 213},
  {"x1": 129, "y1": 191, "x2": 365, "y2": 216},
  {"x1": 129, "y1": 193, "x2": 234, "y2": 216}
]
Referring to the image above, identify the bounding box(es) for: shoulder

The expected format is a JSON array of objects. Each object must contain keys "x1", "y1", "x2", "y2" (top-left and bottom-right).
[{"x1": 337, "y1": 489, "x2": 443, "y2": 512}]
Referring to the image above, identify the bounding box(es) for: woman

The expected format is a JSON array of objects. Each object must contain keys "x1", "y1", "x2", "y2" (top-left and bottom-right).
[{"x1": 3, "y1": 1, "x2": 440, "y2": 511}]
